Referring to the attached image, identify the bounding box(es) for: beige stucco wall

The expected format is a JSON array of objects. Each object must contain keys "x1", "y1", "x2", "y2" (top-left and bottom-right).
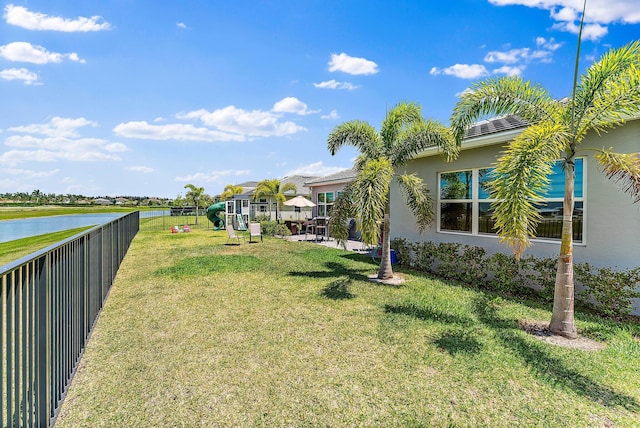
[
  {"x1": 309, "y1": 182, "x2": 349, "y2": 218},
  {"x1": 391, "y1": 119, "x2": 640, "y2": 271}
]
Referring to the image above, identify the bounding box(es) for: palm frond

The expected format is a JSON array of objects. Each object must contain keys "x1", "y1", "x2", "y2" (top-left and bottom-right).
[
  {"x1": 327, "y1": 120, "x2": 382, "y2": 160},
  {"x1": 393, "y1": 120, "x2": 458, "y2": 166},
  {"x1": 396, "y1": 173, "x2": 434, "y2": 233},
  {"x1": 450, "y1": 76, "x2": 557, "y2": 144},
  {"x1": 380, "y1": 101, "x2": 422, "y2": 153},
  {"x1": 327, "y1": 183, "x2": 356, "y2": 247},
  {"x1": 595, "y1": 149, "x2": 640, "y2": 203},
  {"x1": 573, "y1": 40, "x2": 640, "y2": 136},
  {"x1": 490, "y1": 121, "x2": 567, "y2": 258},
  {"x1": 352, "y1": 158, "x2": 394, "y2": 246}
]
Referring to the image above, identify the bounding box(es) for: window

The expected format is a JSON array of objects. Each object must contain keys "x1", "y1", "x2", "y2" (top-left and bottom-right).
[
  {"x1": 317, "y1": 191, "x2": 334, "y2": 216},
  {"x1": 438, "y1": 158, "x2": 584, "y2": 242}
]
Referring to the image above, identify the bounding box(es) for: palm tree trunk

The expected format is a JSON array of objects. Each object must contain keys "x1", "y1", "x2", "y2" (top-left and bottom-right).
[
  {"x1": 549, "y1": 161, "x2": 578, "y2": 338},
  {"x1": 195, "y1": 202, "x2": 199, "y2": 225},
  {"x1": 377, "y1": 212, "x2": 394, "y2": 280}
]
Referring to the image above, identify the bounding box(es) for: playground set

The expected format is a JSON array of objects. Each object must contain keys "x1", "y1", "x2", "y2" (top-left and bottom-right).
[{"x1": 206, "y1": 200, "x2": 250, "y2": 231}]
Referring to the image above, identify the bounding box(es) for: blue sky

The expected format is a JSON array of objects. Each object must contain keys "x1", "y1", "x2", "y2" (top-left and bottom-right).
[{"x1": 1, "y1": 0, "x2": 639, "y2": 199}]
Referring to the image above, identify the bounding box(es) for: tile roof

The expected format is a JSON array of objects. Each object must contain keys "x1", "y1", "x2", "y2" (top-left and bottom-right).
[
  {"x1": 464, "y1": 115, "x2": 527, "y2": 139},
  {"x1": 304, "y1": 168, "x2": 357, "y2": 186}
]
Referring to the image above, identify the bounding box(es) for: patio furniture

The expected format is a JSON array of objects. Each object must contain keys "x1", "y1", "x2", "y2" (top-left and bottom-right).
[
  {"x1": 226, "y1": 225, "x2": 244, "y2": 244},
  {"x1": 249, "y1": 223, "x2": 263, "y2": 243}
]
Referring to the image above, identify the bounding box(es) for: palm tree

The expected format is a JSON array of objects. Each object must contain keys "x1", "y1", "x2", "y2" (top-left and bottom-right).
[
  {"x1": 253, "y1": 179, "x2": 297, "y2": 222},
  {"x1": 450, "y1": 40, "x2": 640, "y2": 338},
  {"x1": 184, "y1": 184, "x2": 205, "y2": 225},
  {"x1": 220, "y1": 184, "x2": 244, "y2": 200},
  {"x1": 328, "y1": 101, "x2": 458, "y2": 280}
]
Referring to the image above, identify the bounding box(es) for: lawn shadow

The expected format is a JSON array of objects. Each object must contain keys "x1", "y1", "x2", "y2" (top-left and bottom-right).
[
  {"x1": 472, "y1": 294, "x2": 640, "y2": 411},
  {"x1": 289, "y1": 261, "x2": 371, "y2": 283},
  {"x1": 321, "y1": 278, "x2": 355, "y2": 300},
  {"x1": 384, "y1": 303, "x2": 475, "y2": 327},
  {"x1": 434, "y1": 330, "x2": 483, "y2": 356}
]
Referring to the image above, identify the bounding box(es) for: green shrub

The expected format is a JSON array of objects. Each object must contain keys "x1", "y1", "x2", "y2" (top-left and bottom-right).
[
  {"x1": 390, "y1": 238, "x2": 411, "y2": 267},
  {"x1": 575, "y1": 264, "x2": 640, "y2": 318},
  {"x1": 523, "y1": 256, "x2": 557, "y2": 302},
  {"x1": 260, "y1": 221, "x2": 291, "y2": 237},
  {"x1": 433, "y1": 242, "x2": 462, "y2": 280},
  {"x1": 389, "y1": 237, "x2": 639, "y2": 319},
  {"x1": 459, "y1": 245, "x2": 487, "y2": 285},
  {"x1": 486, "y1": 252, "x2": 523, "y2": 294}
]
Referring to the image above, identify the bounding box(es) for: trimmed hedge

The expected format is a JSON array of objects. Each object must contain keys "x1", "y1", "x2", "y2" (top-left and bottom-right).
[{"x1": 391, "y1": 238, "x2": 640, "y2": 319}]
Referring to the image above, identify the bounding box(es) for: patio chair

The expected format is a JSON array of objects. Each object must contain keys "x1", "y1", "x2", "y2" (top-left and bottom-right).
[
  {"x1": 249, "y1": 223, "x2": 263, "y2": 243},
  {"x1": 226, "y1": 225, "x2": 244, "y2": 244}
]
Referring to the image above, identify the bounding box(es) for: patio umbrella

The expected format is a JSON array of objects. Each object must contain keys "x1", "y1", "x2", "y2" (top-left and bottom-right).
[
  {"x1": 284, "y1": 195, "x2": 316, "y2": 222},
  {"x1": 284, "y1": 195, "x2": 316, "y2": 208}
]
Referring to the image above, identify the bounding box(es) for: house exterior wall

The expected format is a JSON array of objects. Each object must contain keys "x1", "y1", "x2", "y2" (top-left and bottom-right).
[
  {"x1": 310, "y1": 183, "x2": 349, "y2": 218},
  {"x1": 390, "y1": 119, "x2": 640, "y2": 271}
]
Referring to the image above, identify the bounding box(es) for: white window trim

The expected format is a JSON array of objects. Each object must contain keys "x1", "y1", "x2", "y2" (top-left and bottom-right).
[{"x1": 437, "y1": 158, "x2": 587, "y2": 245}]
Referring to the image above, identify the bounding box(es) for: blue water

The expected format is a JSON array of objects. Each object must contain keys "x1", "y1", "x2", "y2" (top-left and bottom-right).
[{"x1": 0, "y1": 210, "x2": 167, "y2": 244}]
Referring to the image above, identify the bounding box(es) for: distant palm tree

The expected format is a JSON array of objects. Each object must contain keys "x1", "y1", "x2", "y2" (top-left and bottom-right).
[
  {"x1": 220, "y1": 184, "x2": 244, "y2": 200},
  {"x1": 253, "y1": 179, "x2": 297, "y2": 222},
  {"x1": 450, "y1": 40, "x2": 640, "y2": 338},
  {"x1": 184, "y1": 184, "x2": 205, "y2": 225},
  {"x1": 328, "y1": 101, "x2": 458, "y2": 280}
]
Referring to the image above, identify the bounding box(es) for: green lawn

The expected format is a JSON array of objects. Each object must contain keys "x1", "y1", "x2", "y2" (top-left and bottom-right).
[
  {"x1": 56, "y1": 226, "x2": 640, "y2": 427},
  {"x1": 0, "y1": 227, "x2": 93, "y2": 266},
  {"x1": 0, "y1": 205, "x2": 142, "y2": 221}
]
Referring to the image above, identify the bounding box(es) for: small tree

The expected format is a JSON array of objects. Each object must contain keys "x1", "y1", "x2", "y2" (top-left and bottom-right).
[
  {"x1": 450, "y1": 39, "x2": 640, "y2": 338},
  {"x1": 253, "y1": 179, "x2": 297, "y2": 222},
  {"x1": 184, "y1": 184, "x2": 205, "y2": 225},
  {"x1": 328, "y1": 101, "x2": 458, "y2": 280},
  {"x1": 220, "y1": 184, "x2": 244, "y2": 200}
]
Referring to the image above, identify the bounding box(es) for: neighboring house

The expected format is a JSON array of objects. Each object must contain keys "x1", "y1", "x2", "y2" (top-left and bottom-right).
[
  {"x1": 93, "y1": 198, "x2": 112, "y2": 205},
  {"x1": 304, "y1": 168, "x2": 357, "y2": 218},
  {"x1": 225, "y1": 176, "x2": 318, "y2": 222},
  {"x1": 390, "y1": 115, "x2": 640, "y2": 271}
]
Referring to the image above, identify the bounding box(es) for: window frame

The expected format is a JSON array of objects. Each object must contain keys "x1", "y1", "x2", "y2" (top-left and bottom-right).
[{"x1": 436, "y1": 158, "x2": 586, "y2": 244}]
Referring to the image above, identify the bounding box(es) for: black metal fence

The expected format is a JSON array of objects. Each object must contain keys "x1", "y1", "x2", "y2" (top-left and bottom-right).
[
  {"x1": 0, "y1": 211, "x2": 139, "y2": 427},
  {"x1": 141, "y1": 209, "x2": 211, "y2": 231}
]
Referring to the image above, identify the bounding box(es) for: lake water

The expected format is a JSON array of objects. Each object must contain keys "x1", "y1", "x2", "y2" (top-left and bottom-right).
[{"x1": 0, "y1": 210, "x2": 168, "y2": 243}]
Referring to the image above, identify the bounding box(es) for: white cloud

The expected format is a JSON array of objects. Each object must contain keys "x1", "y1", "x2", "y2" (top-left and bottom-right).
[
  {"x1": 4, "y1": 4, "x2": 111, "y2": 32},
  {"x1": 313, "y1": 79, "x2": 359, "y2": 90},
  {"x1": 0, "y1": 67, "x2": 39, "y2": 84},
  {"x1": 328, "y1": 53, "x2": 379, "y2": 75},
  {"x1": 285, "y1": 162, "x2": 348, "y2": 177},
  {"x1": 493, "y1": 65, "x2": 524, "y2": 76},
  {"x1": 177, "y1": 22, "x2": 187, "y2": 29},
  {"x1": 551, "y1": 21, "x2": 608, "y2": 40},
  {"x1": 0, "y1": 42, "x2": 85, "y2": 64},
  {"x1": 430, "y1": 64, "x2": 489, "y2": 79},
  {"x1": 114, "y1": 121, "x2": 246, "y2": 142},
  {"x1": 434, "y1": 35, "x2": 564, "y2": 80},
  {"x1": 127, "y1": 166, "x2": 154, "y2": 173},
  {"x1": 1, "y1": 117, "x2": 125, "y2": 166},
  {"x1": 484, "y1": 48, "x2": 530, "y2": 64},
  {"x1": 321, "y1": 110, "x2": 340, "y2": 120},
  {"x1": 488, "y1": 0, "x2": 640, "y2": 40},
  {"x1": 178, "y1": 105, "x2": 306, "y2": 137},
  {"x1": 9, "y1": 117, "x2": 96, "y2": 137},
  {"x1": 272, "y1": 97, "x2": 318, "y2": 115}
]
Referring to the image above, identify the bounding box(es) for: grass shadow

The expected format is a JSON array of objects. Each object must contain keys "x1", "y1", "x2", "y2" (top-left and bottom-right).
[
  {"x1": 384, "y1": 303, "x2": 475, "y2": 327},
  {"x1": 321, "y1": 278, "x2": 355, "y2": 300},
  {"x1": 289, "y1": 261, "x2": 371, "y2": 282},
  {"x1": 472, "y1": 294, "x2": 640, "y2": 411},
  {"x1": 433, "y1": 330, "x2": 483, "y2": 356}
]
